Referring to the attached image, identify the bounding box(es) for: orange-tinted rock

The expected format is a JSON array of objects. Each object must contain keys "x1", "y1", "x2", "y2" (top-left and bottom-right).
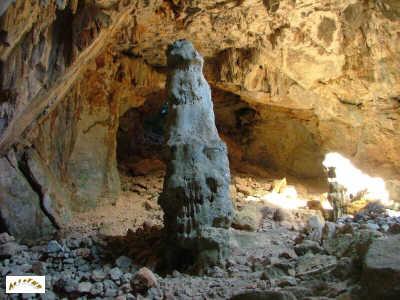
[
  {"x1": 128, "y1": 159, "x2": 165, "y2": 176},
  {"x1": 131, "y1": 267, "x2": 158, "y2": 293}
]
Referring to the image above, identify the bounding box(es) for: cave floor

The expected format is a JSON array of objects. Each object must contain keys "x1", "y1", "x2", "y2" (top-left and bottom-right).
[
  {"x1": 65, "y1": 166, "x2": 326, "y2": 238},
  {"x1": 64, "y1": 171, "x2": 165, "y2": 237},
  {"x1": 1, "y1": 168, "x2": 399, "y2": 299}
]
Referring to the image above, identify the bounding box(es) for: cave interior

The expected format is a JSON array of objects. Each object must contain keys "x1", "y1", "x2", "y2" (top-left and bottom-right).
[{"x1": 0, "y1": 0, "x2": 400, "y2": 299}]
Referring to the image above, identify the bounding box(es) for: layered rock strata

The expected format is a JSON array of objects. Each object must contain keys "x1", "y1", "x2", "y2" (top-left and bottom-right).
[{"x1": 158, "y1": 40, "x2": 234, "y2": 269}]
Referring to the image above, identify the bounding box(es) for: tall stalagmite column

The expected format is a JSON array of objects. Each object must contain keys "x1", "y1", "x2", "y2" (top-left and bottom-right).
[{"x1": 159, "y1": 40, "x2": 234, "y2": 270}]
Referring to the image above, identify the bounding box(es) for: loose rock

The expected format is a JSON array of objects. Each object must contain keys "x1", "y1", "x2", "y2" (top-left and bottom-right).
[
  {"x1": 362, "y1": 234, "x2": 400, "y2": 299},
  {"x1": 131, "y1": 267, "x2": 158, "y2": 293}
]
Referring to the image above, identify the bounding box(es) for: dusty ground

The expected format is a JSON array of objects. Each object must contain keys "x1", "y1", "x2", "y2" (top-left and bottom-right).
[
  {"x1": 65, "y1": 171, "x2": 164, "y2": 237},
  {"x1": 65, "y1": 164, "x2": 326, "y2": 238}
]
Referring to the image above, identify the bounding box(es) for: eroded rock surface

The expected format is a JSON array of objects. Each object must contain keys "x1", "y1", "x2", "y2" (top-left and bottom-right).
[{"x1": 159, "y1": 40, "x2": 234, "y2": 269}]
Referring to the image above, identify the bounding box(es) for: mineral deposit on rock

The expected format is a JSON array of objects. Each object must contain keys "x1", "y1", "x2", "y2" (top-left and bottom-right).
[{"x1": 158, "y1": 39, "x2": 234, "y2": 269}]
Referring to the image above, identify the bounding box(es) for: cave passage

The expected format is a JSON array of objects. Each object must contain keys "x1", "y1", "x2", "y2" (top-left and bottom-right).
[{"x1": 117, "y1": 92, "x2": 167, "y2": 177}]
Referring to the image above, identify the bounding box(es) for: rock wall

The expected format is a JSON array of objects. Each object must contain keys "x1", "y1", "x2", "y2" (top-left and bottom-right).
[
  {"x1": 0, "y1": 0, "x2": 165, "y2": 239},
  {"x1": 0, "y1": 0, "x2": 399, "y2": 238},
  {"x1": 26, "y1": 50, "x2": 164, "y2": 211}
]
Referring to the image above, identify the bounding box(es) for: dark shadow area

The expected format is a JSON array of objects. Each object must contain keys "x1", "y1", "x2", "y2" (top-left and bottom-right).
[
  {"x1": 0, "y1": 211, "x2": 8, "y2": 234},
  {"x1": 98, "y1": 226, "x2": 167, "y2": 273},
  {"x1": 117, "y1": 92, "x2": 167, "y2": 176}
]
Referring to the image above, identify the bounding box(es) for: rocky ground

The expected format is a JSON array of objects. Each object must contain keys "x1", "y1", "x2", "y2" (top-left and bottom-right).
[{"x1": 1, "y1": 170, "x2": 400, "y2": 300}]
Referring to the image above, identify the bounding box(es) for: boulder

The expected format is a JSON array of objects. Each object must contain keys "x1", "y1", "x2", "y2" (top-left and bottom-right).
[
  {"x1": 0, "y1": 157, "x2": 55, "y2": 241},
  {"x1": 131, "y1": 267, "x2": 158, "y2": 293},
  {"x1": 24, "y1": 148, "x2": 72, "y2": 228},
  {"x1": 324, "y1": 230, "x2": 381, "y2": 260},
  {"x1": 362, "y1": 235, "x2": 400, "y2": 299}
]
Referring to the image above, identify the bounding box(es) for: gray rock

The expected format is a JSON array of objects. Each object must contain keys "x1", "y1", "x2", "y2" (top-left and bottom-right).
[
  {"x1": 92, "y1": 269, "x2": 107, "y2": 281},
  {"x1": 380, "y1": 223, "x2": 390, "y2": 232},
  {"x1": 362, "y1": 234, "x2": 400, "y2": 299},
  {"x1": 296, "y1": 253, "x2": 337, "y2": 275},
  {"x1": 0, "y1": 242, "x2": 19, "y2": 258},
  {"x1": 0, "y1": 157, "x2": 55, "y2": 241},
  {"x1": 109, "y1": 267, "x2": 123, "y2": 281},
  {"x1": 306, "y1": 214, "x2": 325, "y2": 242},
  {"x1": 0, "y1": 232, "x2": 14, "y2": 244},
  {"x1": 63, "y1": 258, "x2": 74, "y2": 264},
  {"x1": 0, "y1": 265, "x2": 10, "y2": 276},
  {"x1": 323, "y1": 229, "x2": 381, "y2": 260},
  {"x1": 24, "y1": 148, "x2": 72, "y2": 229},
  {"x1": 78, "y1": 281, "x2": 92, "y2": 293},
  {"x1": 121, "y1": 272, "x2": 133, "y2": 284},
  {"x1": 294, "y1": 240, "x2": 324, "y2": 256},
  {"x1": 104, "y1": 279, "x2": 118, "y2": 290},
  {"x1": 103, "y1": 279, "x2": 118, "y2": 297},
  {"x1": 67, "y1": 238, "x2": 82, "y2": 249},
  {"x1": 77, "y1": 271, "x2": 91, "y2": 282},
  {"x1": 63, "y1": 278, "x2": 79, "y2": 293},
  {"x1": 104, "y1": 288, "x2": 118, "y2": 297},
  {"x1": 40, "y1": 290, "x2": 57, "y2": 300},
  {"x1": 90, "y1": 282, "x2": 104, "y2": 296},
  {"x1": 47, "y1": 240, "x2": 63, "y2": 253},
  {"x1": 158, "y1": 39, "x2": 234, "y2": 269},
  {"x1": 115, "y1": 256, "x2": 132, "y2": 270},
  {"x1": 322, "y1": 221, "x2": 336, "y2": 240}
]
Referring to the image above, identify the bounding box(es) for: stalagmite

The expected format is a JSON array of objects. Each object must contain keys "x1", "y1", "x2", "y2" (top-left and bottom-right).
[{"x1": 158, "y1": 39, "x2": 234, "y2": 270}]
